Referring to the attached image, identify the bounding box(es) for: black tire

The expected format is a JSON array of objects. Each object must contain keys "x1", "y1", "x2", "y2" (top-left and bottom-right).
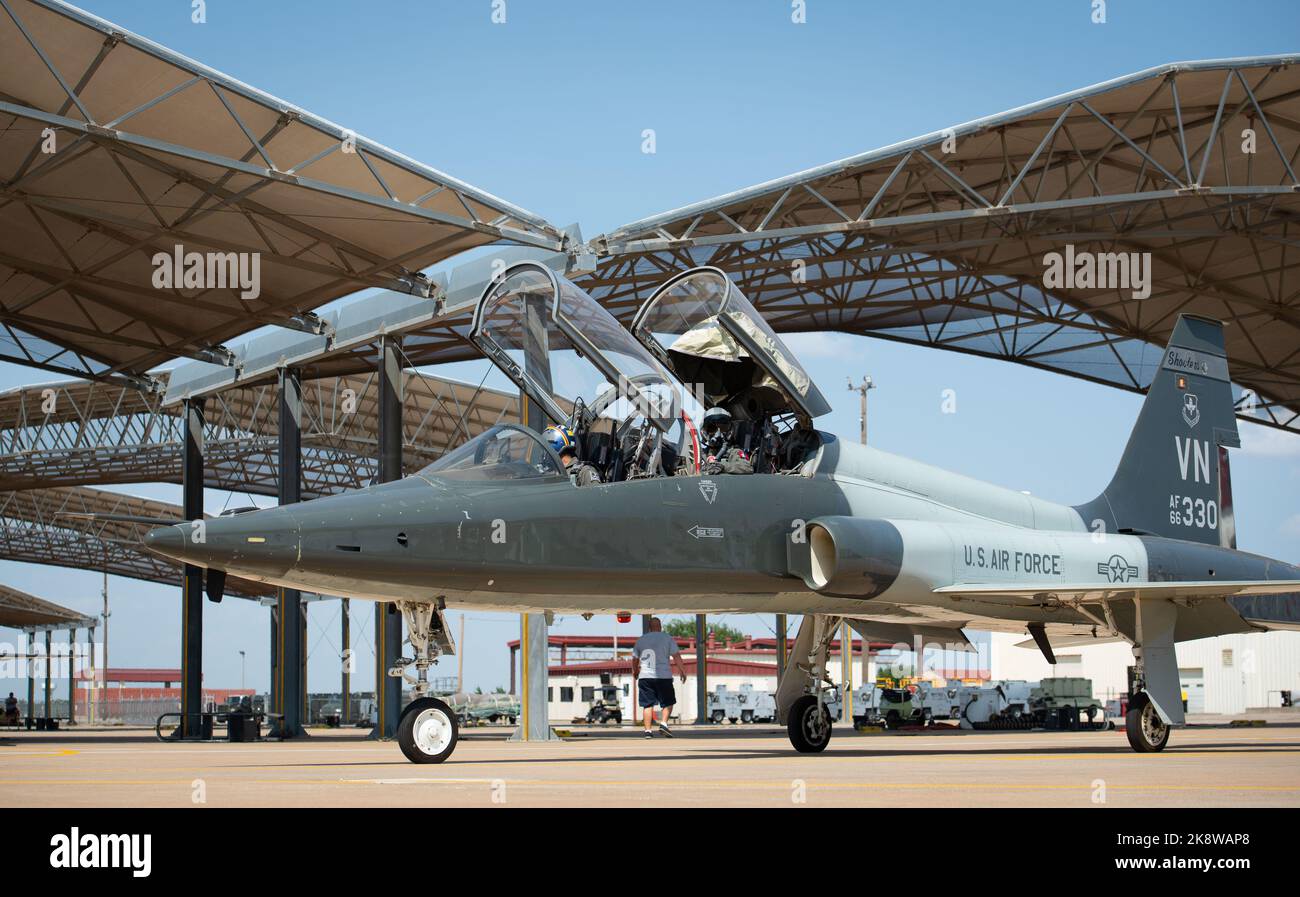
[
  {"x1": 885, "y1": 710, "x2": 901, "y2": 730},
  {"x1": 787, "y1": 695, "x2": 834, "y2": 753},
  {"x1": 741, "y1": 710, "x2": 754, "y2": 724},
  {"x1": 711, "y1": 709, "x2": 724, "y2": 723},
  {"x1": 397, "y1": 697, "x2": 458, "y2": 764},
  {"x1": 612, "y1": 712, "x2": 621, "y2": 725},
  {"x1": 1125, "y1": 699, "x2": 1170, "y2": 753}
]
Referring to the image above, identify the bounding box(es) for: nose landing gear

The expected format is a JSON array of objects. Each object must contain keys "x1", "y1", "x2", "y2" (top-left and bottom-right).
[
  {"x1": 776, "y1": 614, "x2": 841, "y2": 753},
  {"x1": 393, "y1": 599, "x2": 460, "y2": 763}
]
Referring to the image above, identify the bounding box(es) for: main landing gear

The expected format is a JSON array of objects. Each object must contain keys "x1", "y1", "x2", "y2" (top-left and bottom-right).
[
  {"x1": 393, "y1": 599, "x2": 460, "y2": 764},
  {"x1": 1073, "y1": 595, "x2": 1183, "y2": 753},
  {"x1": 778, "y1": 615, "x2": 841, "y2": 753},
  {"x1": 1125, "y1": 695, "x2": 1170, "y2": 753}
]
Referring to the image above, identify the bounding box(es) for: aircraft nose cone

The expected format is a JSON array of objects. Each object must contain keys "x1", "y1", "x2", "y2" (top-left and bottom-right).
[{"x1": 143, "y1": 524, "x2": 186, "y2": 559}]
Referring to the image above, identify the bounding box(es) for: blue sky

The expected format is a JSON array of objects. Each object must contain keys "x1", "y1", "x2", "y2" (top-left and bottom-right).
[{"x1": 3, "y1": 0, "x2": 1299, "y2": 700}]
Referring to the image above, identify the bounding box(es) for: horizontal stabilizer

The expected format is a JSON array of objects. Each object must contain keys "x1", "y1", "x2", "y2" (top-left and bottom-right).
[
  {"x1": 935, "y1": 580, "x2": 1300, "y2": 600},
  {"x1": 1014, "y1": 633, "x2": 1127, "y2": 650},
  {"x1": 845, "y1": 618, "x2": 976, "y2": 652}
]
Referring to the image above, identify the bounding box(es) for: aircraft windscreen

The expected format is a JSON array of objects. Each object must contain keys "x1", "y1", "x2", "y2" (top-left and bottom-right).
[
  {"x1": 472, "y1": 263, "x2": 680, "y2": 430},
  {"x1": 417, "y1": 425, "x2": 562, "y2": 482}
]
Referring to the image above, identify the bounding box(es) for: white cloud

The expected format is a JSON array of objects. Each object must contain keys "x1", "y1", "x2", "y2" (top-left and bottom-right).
[
  {"x1": 1238, "y1": 422, "x2": 1300, "y2": 458},
  {"x1": 781, "y1": 331, "x2": 859, "y2": 360}
]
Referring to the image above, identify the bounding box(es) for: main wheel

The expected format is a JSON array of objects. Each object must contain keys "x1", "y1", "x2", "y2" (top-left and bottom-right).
[
  {"x1": 788, "y1": 695, "x2": 834, "y2": 753},
  {"x1": 1125, "y1": 699, "x2": 1170, "y2": 753},
  {"x1": 398, "y1": 697, "x2": 458, "y2": 764}
]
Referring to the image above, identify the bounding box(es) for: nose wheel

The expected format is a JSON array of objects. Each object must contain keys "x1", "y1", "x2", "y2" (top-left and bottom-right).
[
  {"x1": 391, "y1": 600, "x2": 459, "y2": 763},
  {"x1": 398, "y1": 697, "x2": 458, "y2": 763}
]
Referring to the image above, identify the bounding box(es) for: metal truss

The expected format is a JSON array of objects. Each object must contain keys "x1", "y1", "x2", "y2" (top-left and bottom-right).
[
  {"x1": 0, "y1": 369, "x2": 519, "y2": 497},
  {"x1": 0, "y1": 581, "x2": 95, "y2": 629},
  {"x1": 0, "y1": 485, "x2": 269, "y2": 598},
  {"x1": 0, "y1": 0, "x2": 564, "y2": 384},
  {"x1": 589, "y1": 57, "x2": 1300, "y2": 433}
]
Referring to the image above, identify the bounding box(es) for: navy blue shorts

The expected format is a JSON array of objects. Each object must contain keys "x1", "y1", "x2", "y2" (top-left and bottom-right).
[{"x1": 638, "y1": 678, "x2": 676, "y2": 709}]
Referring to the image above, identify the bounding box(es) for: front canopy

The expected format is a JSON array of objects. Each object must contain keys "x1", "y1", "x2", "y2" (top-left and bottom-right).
[{"x1": 469, "y1": 262, "x2": 681, "y2": 432}]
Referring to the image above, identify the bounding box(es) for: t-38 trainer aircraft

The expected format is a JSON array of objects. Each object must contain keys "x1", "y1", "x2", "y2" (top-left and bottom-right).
[{"x1": 144, "y1": 262, "x2": 1300, "y2": 763}]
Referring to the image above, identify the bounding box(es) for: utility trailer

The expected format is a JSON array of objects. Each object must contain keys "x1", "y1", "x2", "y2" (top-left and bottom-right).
[{"x1": 707, "y1": 683, "x2": 778, "y2": 723}]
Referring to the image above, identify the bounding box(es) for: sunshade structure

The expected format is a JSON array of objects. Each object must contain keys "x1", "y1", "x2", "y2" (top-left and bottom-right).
[
  {"x1": 0, "y1": 0, "x2": 565, "y2": 385},
  {"x1": 0, "y1": 581, "x2": 94, "y2": 629},
  {"x1": 0, "y1": 484, "x2": 270, "y2": 597},
  {"x1": 589, "y1": 56, "x2": 1300, "y2": 433},
  {"x1": 0, "y1": 369, "x2": 519, "y2": 496}
]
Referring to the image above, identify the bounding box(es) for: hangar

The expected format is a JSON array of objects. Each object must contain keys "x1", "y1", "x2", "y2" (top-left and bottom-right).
[{"x1": 1, "y1": 0, "x2": 1297, "y2": 747}]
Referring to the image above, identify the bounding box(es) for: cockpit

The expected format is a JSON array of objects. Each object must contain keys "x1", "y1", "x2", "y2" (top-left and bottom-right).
[
  {"x1": 417, "y1": 424, "x2": 564, "y2": 483},
  {"x1": 467, "y1": 262, "x2": 829, "y2": 485},
  {"x1": 631, "y1": 266, "x2": 831, "y2": 474}
]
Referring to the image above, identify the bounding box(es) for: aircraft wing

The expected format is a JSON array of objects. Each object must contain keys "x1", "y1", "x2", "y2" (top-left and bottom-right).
[{"x1": 934, "y1": 580, "x2": 1300, "y2": 600}]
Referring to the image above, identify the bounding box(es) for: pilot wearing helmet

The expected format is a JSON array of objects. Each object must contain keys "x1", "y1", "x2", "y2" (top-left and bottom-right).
[
  {"x1": 700, "y1": 406, "x2": 753, "y2": 475},
  {"x1": 544, "y1": 425, "x2": 602, "y2": 487}
]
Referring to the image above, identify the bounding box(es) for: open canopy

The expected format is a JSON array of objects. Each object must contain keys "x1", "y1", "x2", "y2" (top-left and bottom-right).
[
  {"x1": 632, "y1": 267, "x2": 831, "y2": 419},
  {"x1": 469, "y1": 261, "x2": 681, "y2": 432}
]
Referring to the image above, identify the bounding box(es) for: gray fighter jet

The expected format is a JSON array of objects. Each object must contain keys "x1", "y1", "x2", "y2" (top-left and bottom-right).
[{"x1": 144, "y1": 262, "x2": 1300, "y2": 763}]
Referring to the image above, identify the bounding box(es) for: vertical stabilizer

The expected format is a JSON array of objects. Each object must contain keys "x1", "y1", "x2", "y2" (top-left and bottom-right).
[{"x1": 1075, "y1": 315, "x2": 1239, "y2": 546}]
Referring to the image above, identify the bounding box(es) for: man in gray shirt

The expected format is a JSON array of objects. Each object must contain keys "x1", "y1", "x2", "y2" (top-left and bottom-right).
[{"x1": 632, "y1": 617, "x2": 687, "y2": 738}]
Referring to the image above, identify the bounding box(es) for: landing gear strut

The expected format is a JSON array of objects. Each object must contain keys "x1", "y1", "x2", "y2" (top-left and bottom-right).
[
  {"x1": 393, "y1": 599, "x2": 459, "y2": 764},
  {"x1": 1073, "y1": 596, "x2": 1181, "y2": 753},
  {"x1": 777, "y1": 615, "x2": 840, "y2": 753}
]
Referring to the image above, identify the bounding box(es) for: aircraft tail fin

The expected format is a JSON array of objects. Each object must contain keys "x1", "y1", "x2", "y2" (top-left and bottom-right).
[{"x1": 1075, "y1": 315, "x2": 1239, "y2": 547}]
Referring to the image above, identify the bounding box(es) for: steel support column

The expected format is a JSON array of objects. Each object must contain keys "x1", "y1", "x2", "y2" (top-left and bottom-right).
[
  {"x1": 841, "y1": 619, "x2": 852, "y2": 726},
  {"x1": 43, "y1": 630, "x2": 51, "y2": 720},
  {"x1": 510, "y1": 293, "x2": 558, "y2": 742},
  {"x1": 25, "y1": 630, "x2": 34, "y2": 725},
  {"x1": 67, "y1": 628, "x2": 75, "y2": 724},
  {"x1": 275, "y1": 367, "x2": 306, "y2": 737},
  {"x1": 695, "y1": 614, "x2": 707, "y2": 725},
  {"x1": 268, "y1": 605, "x2": 278, "y2": 716},
  {"x1": 373, "y1": 336, "x2": 403, "y2": 739},
  {"x1": 776, "y1": 613, "x2": 787, "y2": 681},
  {"x1": 341, "y1": 598, "x2": 350, "y2": 724},
  {"x1": 180, "y1": 398, "x2": 204, "y2": 738},
  {"x1": 86, "y1": 624, "x2": 96, "y2": 724}
]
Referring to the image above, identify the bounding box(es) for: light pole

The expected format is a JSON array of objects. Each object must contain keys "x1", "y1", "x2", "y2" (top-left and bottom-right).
[
  {"x1": 846, "y1": 375, "x2": 874, "y2": 445},
  {"x1": 238, "y1": 650, "x2": 245, "y2": 691},
  {"x1": 843, "y1": 376, "x2": 875, "y2": 724},
  {"x1": 100, "y1": 568, "x2": 109, "y2": 723}
]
